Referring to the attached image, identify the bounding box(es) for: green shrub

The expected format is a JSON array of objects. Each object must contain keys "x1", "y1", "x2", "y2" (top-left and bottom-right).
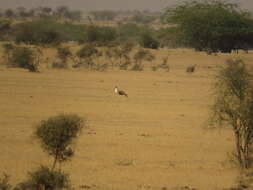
[
  {"x1": 9, "y1": 46, "x2": 39, "y2": 72},
  {"x1": 83, "y1": 25, "x2": 117, "y2": 45},
  {"x1": 139, "y1": 30, "x2": 159, "y2": 49},
  {"x1": 15, "y1": 166, "x2": 69, "y2": 190}
]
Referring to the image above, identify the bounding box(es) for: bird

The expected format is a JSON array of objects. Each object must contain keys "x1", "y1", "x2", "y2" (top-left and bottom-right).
[{"x1": 114, "y1": 86, "x2": 128, "y2": 97}]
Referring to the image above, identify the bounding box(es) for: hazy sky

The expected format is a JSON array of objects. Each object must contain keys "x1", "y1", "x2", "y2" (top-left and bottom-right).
[{"x1": 0, "y1": 0, "x2": 253, "y2": 11}]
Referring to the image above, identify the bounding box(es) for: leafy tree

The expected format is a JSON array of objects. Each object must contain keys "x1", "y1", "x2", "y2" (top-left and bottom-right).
[
  {"x1": 210, "y1": 59, "x2": 253, "y2": 168},
  {"x1": 56, "y1": 6, "x2": 69, "y2": 19},
  {"x1": 163, "y1": 0, "x2": 253, "y2": 53},
  {"x1": 4, "y1": 9, "x2": 15, "y2": 19},
  {"x1": 35, "y1": 114, "x2": 84, "y2": 170}
]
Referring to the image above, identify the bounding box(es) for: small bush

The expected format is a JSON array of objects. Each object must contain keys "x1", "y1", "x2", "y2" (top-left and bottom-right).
[
  {"x1": 0, "y1": 173, "x2": 11, "y2": 190},
  {"x1": 51, "y1": 62, "x2": 68, "y2": 69},
  {"x1": 2, "y1": 43, "x2": 14, "y2": 65},
  {"x1": 119, "y1": 61, "x2": 131, "y2": 70},
  {"x1": 94, "y1": 63, "x2": 109, "y2": 72},
  {"x1": 9, "y1": 46, "x2": 39, "y2": 72},
  {"x1": 57, "y1": 47, "x2": 72, "y2": 63},
  {"x1": 151, "y1": 66, "x2": 158, "y2": 71},
  {"x1": 134, "y1": 48, "x2": 155, "y2": 64},
  {"x1": 15, "y1": 166, "x2": 69, "y2": 190},
  {"x1": 76, "y1": 44, "x2": 101, "y2": 69},
  {"x1": 186, "y1": 65, "x2": 196, "y2": 73},
  {"x1": 131, "y1": 63, "x2": 143, "y2": 71}
]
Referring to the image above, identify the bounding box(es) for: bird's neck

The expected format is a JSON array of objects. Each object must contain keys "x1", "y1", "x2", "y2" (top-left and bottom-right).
[{"x1": 114, "y1": 88, "x2": 118, "y2": 93}]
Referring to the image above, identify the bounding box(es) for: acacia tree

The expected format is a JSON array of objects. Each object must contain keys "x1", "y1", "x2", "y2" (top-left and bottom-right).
[
  {"x1": 163, "y1": 0, "x2": 253, "y2": 53},
  {"x1": 35, "y1": 114, "x2": 85, "y2": 170},
  {"x1": 211, "y1": 59, "x2": 253, "y2": 168}
]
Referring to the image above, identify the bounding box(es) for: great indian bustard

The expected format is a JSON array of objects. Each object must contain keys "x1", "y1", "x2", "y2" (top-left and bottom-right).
[{"x1": 114, "y1": 86, "x2": 128, "y2": 97}]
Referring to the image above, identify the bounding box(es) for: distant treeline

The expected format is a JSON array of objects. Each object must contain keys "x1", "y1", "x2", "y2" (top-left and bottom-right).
[
  {"x1": 0, "y1": 18, "x2": 176, "y2": 49},
  {"x1": 0, "y1": 6, "x2": 83, "y2": 21},
  {"x1": 0, "y1": 6, "x2": 160, "y2": 24}
]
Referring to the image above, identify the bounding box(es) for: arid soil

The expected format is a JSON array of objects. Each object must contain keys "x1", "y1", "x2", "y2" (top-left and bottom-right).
[{"x1": 1, "y1": 48, "x2": 253, "y2": 190}]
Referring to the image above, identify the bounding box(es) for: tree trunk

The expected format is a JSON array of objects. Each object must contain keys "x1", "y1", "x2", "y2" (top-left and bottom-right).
[{"x1": 235, "y1": 130, "x2": 243, "y2": 167}]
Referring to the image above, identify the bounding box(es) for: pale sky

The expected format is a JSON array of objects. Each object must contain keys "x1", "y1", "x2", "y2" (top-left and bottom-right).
[{"x1": 0, "y1": 0, "x2": 252, "y2": 11}]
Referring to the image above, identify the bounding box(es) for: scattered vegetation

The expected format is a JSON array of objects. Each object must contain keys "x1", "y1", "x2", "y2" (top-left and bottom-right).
[{"x1": 90, "y1": 10, "x2": 117, "y2": 21}]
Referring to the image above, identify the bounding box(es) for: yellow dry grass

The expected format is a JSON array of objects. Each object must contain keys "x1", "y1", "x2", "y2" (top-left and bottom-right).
[{"x1": 1, "y1": 47, "x2": 253, "y2": 190}]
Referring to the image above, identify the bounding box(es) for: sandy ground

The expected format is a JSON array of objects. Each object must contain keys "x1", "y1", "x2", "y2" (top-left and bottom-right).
[{"x1": 1, "y1": 48, "x2": 253, "y2": 190}]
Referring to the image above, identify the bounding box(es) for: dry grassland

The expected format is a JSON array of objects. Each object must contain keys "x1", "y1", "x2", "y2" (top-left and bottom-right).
[{"x1": 1, "y1": 47, "x2": 253, "y2": 190}]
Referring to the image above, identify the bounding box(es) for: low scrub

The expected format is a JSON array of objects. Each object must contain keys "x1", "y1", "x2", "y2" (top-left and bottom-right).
[
  {"x1": 131, "y1": 63, "x2": 143, "y2": 71},
  {"x1": 0, "y1": 173, "x2": 11, "y2": 190},
  {"x1": 8, "y1": 46, "x2": 40, "y2": 72},
  {"x1": 51, "y1": 62, "x2": 68, "y2": 69},
  {"x1": 15, "y1": 166, "x2": 69, "y2": 190}
]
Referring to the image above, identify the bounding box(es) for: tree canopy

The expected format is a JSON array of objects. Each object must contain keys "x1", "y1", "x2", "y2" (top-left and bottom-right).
[{"x1": 162, "y1": 0, "x2": 253, "y2": 53}]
